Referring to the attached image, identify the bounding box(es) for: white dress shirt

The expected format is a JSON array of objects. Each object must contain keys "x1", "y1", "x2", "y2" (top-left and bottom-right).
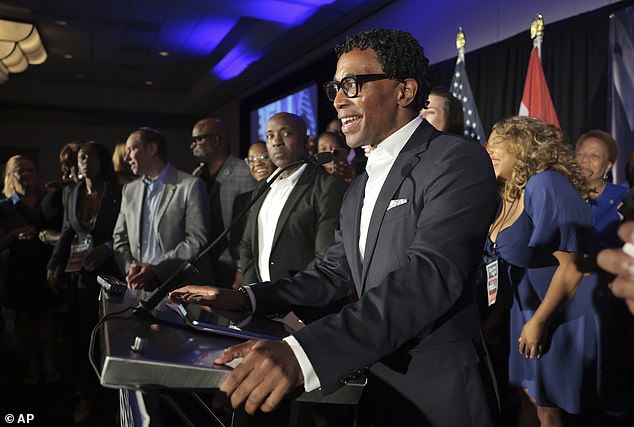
[
  {"x1": 257, "y1": 164, "x2": 307, "y2": 281},
  {"x1": 285, "y1": 116, "x2": 423, "y2": 392}
]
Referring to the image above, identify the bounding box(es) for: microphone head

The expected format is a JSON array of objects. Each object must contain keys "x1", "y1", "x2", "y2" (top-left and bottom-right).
[{"x1": 311, "y1": 151, "x2": 334, "y2": 165}]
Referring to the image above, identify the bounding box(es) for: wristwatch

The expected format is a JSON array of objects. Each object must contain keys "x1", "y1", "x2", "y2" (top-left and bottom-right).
[{"x1": 237, "y1": 286, "x2": 253, "y2": 313}]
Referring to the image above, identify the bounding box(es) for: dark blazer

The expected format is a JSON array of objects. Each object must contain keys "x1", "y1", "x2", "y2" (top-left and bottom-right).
[
  {"x1": 229, "y1": 190, "x2": 254, "y2": 263},
  {"x1": 252, "y1": 121, "x2": 499, "y2": 425},
  {"x1": 48, "y1": 181, "x2": 122, "y2": 288},
  {"x1": 239, "y1": 164, "x2": 347, "y2": 285}
]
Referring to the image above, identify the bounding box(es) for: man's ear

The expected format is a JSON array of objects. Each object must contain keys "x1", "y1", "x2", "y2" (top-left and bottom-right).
[
  {"x1": 397, "y1": 78, "x2": 418, "y2": 108},
  {"x1": 148, "y1": 141, "x2": 159, "y2": 157},
  {"x1": 605, "y1": 161, "x2": 614, "y2": 178}
]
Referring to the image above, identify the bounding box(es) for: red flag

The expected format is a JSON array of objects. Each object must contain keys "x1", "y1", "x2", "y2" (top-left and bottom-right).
[{"x1": 518, "y1": 47, "x2": 560, "y2": 129}]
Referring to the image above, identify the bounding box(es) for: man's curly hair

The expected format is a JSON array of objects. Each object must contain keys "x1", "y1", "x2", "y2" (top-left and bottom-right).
[
  {"x1": 335, "y1": 29, "x2": 431, "y2": 112},
  {"x1": 492, "y1": 116, "x2": 588, "y2": 202}
]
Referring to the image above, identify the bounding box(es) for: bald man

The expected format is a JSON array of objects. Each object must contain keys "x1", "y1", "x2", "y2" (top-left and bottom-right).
[
  {"x1": 191, "y1": 118, "x2": 256, "y2": 287},
  {"x1": 239, "y1": 113, "x2": 347, "y2": 296}
]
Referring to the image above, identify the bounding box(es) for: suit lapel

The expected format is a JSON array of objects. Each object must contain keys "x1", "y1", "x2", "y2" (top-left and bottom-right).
[
  {"x1": 271, "y1": 166, "x2": 313, "y2": 250},
  {"x1": 360, "y1": 122, "x2": 435, "y2": 292},
  {"x1": 68, "y1": 183, "x2": 81, "y2": 231},
  {"x1": 127, "y1": 180, "x2": 145, "y2": 246},
  {"x1": 154, "y1": 167, "x2": 177, "y2": 233},
  {"x1": 250, "y1": 182, "x2": 271, "y2": 281},
  {"x1": 347, "y1": 173, "x2": 366, "y2": 293}
]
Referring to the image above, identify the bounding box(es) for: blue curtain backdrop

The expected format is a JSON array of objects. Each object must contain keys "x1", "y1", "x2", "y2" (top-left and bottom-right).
[{"x1": 609, "y1": 4, "x2": 634, "y2": 185}]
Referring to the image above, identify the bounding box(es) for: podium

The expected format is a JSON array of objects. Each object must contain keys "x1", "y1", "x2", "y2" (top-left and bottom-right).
[{"x1": 98, "y1": 289, "x2": 365, "y2": 426}]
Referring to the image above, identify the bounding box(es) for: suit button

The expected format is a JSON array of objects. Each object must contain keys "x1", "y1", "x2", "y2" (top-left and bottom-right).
[{"x1": 270, "y1": 261, "x2": 275, "y2": 265}]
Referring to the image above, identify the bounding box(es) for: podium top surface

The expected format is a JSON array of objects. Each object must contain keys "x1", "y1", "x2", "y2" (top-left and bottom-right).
[{"x1": 99, "y1": 289, "x2": 364, "y2": 404}]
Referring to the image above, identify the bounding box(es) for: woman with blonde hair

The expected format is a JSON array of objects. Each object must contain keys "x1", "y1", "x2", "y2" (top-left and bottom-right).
[
  {"x1": 112, "y1": 141, "x2": 135, "y2": 184},
  {"x1": 484, "y1": 116, "x2": 612, "y2": 425},
  {"x1": 0, "y1": 155, "x2": 62, "y2": 384}
]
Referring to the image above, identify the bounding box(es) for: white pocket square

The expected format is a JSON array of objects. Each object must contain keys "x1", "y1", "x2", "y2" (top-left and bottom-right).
[{"x1": 387, "y1": 198, "x2": 408, "y2": 210}]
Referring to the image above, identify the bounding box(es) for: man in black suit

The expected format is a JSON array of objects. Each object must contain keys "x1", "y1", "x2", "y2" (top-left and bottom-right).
[
  {"x1": 171, "y1": 29, "x2": 498, "y2": 425},
  {"x1": 239, "y1": 112, "x2": 347, "y2": 287}
]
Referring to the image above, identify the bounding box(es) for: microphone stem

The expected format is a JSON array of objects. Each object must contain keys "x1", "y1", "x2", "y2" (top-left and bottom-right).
[{"x1": 137, "y1": 156, "x2": 313, "y2": 312}]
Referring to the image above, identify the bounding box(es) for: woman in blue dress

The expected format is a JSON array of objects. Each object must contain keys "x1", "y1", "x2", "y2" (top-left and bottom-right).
[
  {"x1": 484, "y1": 116, "x2": 605, "y2": 426},
  {"x1": 575, "y1": 130, "x2": 628, "y2": 250}
]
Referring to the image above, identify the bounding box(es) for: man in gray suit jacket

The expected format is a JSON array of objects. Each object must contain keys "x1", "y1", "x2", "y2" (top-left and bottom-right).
[
  {"x1": 113, "y1": 127, "x2": 211, "y2": 290},
  {"x1": 171, "y1": 30, "x2": 498, "y2": 425},
  {"x1": 191, "y1": 118, "x2": 256, "y2": 288}
]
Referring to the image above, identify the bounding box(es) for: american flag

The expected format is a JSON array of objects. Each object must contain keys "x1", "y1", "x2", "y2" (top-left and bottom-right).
[{"x1": 450, "y1": 37, "x2": 486, "y2": 144}]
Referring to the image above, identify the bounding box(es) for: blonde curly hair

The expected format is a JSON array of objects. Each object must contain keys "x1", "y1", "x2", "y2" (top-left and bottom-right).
[
  {"x1": 492, "y1": 116, "x2": 588, "y2": 202},
  {"x1": 3, "y1": 155, "x2": 35, "y2": 198}
]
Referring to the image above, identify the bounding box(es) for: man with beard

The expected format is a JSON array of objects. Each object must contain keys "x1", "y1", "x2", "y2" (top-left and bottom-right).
[{"x1": 191, "y1": 118, "x2": 256, "y2": 287}]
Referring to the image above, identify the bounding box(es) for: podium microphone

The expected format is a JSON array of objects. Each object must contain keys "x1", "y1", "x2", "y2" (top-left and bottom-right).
[{"x1": 136, "y1": 151, "x2": 334, "y2": 313}]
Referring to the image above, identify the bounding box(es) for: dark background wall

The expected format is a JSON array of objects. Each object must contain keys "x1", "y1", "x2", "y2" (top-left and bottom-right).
[{"x1": 0, "y1": 1, "x2": 630, "y2": 183}]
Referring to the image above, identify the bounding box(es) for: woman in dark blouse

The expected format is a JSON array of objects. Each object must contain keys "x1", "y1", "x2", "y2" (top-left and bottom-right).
[{"x1": 47, "y1": 142, "x2": 122, "y2": 423}]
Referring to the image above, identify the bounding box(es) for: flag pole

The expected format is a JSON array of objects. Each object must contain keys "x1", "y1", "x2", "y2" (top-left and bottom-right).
[
  {"x1": 519, "y1": 13, "x2": 561, "y2": 130},
  {"x1": 530, "y1": 13, "x2": 544, "y2": 59},
  {"x1": 450, "y1": 26, "x2": 486, "y2": 144},
  {"x1": 456, "y1": 26, "x2": 465, "y2": 63}
]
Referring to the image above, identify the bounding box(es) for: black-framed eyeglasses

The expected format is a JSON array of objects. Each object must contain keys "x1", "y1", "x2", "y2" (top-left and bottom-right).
[
  {"x1": 323, "y1": 73, "x2": 388, "y2": 101},
  {"x1": 191, "y1": 134, "x2": 217, "y2": 145},
  {"x1": 245, "y1": 153, "x2": 269, "y2": 164}
]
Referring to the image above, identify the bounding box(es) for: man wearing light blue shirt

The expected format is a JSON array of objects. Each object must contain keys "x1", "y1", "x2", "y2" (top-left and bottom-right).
[{"x1": 113, "y1": 127, "x2": 212, "y2": 289}]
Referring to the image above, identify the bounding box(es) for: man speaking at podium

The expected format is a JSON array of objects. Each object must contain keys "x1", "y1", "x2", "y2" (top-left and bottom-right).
[{"x1": 171, "y1": 29, "x2": 498, "y2": 426}]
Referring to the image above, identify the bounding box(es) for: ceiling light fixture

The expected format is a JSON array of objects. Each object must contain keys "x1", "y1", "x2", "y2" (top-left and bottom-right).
[
  {"x1": 0, "y1": 18, "x2": 47, "y2": 78},
  {"x1": 158, "y1": 50, "x2": 169, "y2": 57}
]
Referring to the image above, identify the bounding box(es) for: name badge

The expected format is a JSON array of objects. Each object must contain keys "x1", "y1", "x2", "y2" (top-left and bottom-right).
[
  {"x1": 65, "y1": 235, "x2": 93, "y2": 273},
  {"x1": 485, "y1": 259, "x2": 499, "y2": 306}
]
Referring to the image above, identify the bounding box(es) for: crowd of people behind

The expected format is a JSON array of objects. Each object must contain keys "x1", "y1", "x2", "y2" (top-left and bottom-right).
[{"x1": 1, "y1": 27, "x2": 633, "y2": 427}]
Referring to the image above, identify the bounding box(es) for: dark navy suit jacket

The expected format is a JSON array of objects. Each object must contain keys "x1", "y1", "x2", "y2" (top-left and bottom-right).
[{"x1": 251, "y1": 120, "x2": 499, "y2": 425}]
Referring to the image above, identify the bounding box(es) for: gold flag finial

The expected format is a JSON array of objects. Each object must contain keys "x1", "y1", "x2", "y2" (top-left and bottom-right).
[
  {"x1": 530, "y1": 13, "x2": 544, "y2": 39},
  {"x1": 456, "y1": 26, "x2": 466, "y2": 51}
]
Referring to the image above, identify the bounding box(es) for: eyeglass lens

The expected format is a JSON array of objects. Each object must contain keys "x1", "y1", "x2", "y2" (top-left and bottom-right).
[
  {"x1": 323, "y1": 74, "x2": 388, "y2": 101},
  {"x1": 191, "y1": 134, "x2": 215, "y2": 144},
  {"x1": 247, "y1": 153, "x2": 268, "y2": 163}
]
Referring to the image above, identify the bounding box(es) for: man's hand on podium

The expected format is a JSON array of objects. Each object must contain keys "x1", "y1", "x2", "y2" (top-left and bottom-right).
[
  {"x1": 126, "y1": 260, "x2": 158, "y2": 289},
  {"x1": 212, "y1": 340, "x2": 303, "y2": 415},
  {"x1": 168, "y1": 285, "x2": 247, "y2": 311}
]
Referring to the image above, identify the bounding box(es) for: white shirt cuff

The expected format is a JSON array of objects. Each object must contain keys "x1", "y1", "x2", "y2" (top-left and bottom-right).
[
  {"x1": 283, "y1": 335, "x2": 321, "y2": 392},
  {"x1": 242, "y1": 284, "x2": 257, "y2": 312}
]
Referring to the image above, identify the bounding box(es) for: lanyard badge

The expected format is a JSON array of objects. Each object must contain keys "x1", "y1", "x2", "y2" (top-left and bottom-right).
[{"x1": 485, "y1": 259, "x2": 499, "y2": 306}]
